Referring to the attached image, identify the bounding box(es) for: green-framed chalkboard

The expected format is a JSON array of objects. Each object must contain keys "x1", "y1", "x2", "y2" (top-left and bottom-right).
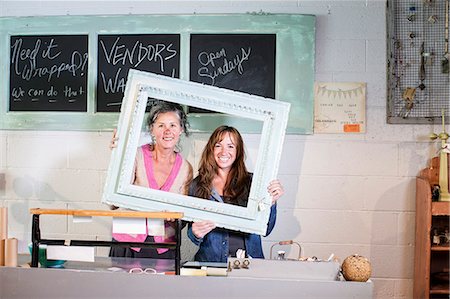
[{"x1": 0, "y1": 14, "x2": 315, "y2": 133}]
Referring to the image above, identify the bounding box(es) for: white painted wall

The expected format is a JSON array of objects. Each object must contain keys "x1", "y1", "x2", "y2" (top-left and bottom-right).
[{"x1": 0, "y1": 1, "x2": 441, "y2": 298}]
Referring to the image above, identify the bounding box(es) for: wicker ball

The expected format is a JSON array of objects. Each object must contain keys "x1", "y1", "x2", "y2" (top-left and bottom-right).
[{"x1": 341, "y1": 254, "x2": 372, "y2": 282}]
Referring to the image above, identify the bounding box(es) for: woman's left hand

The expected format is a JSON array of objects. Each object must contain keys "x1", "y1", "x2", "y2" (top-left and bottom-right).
[{"x1": 267, "y1": 179, "x2": 284, "y2": 205}]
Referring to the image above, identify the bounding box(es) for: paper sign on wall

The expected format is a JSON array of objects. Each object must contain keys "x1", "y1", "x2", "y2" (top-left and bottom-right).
[{"x1": 314, "y1": 82, "x2": 366, "y2": 134}]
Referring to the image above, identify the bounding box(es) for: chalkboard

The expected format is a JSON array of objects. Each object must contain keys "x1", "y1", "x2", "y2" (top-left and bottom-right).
[
  {"x1": 0, "y1": 14, "x2": 315, "y2": 133},
  {"x1": 189, "y1": 34, "x2": 275, "y2": 113},
  {"x1": 97, "y1": 34, "x2": 180, "y2": 112},
  {"x1": 9, "y1": 35, "x2": 88, "y2": 112}
]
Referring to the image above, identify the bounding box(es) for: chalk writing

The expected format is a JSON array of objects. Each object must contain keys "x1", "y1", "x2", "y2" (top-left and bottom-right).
[
  {"x1": 99, "y1": 37, "x2": 177, "y2": 72},
  {"x1": 197, "y1": 47, "x2": 251, "y2": 86},
  {"x1": 11, "y1": 38, "x2": 87, "y2": 82},
  {"x1": 189, "y1": 34, "x2": 276, "y2": 111},
  {"x1": 9, "y1": 35, "x2": 89, "y2": 112},
  {"x1": 100, "y1": 67, "x2": 127, "y2": 94},
  {"x1": 96, "y1": 34, "x2": 180, "y2": 112}
]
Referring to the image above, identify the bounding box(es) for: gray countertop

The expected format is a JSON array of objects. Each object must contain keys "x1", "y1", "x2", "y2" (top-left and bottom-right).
[{"x1": 0, "y1": 256, "x2": 373, "y2": 299}]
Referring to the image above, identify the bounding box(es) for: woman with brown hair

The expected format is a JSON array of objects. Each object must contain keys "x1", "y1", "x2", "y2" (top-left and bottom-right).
[{"x1": 187, "y1": 125, "x2": 283, "y2": 262}]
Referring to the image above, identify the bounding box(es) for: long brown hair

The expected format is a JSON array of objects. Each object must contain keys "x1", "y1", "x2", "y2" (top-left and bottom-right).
[{"x1": 195, "y1": 126, "x2": 250, "y2": 205}]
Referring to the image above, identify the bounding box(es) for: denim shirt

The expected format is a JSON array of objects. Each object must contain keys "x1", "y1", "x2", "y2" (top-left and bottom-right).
[{"x1": 187, "y1": 176, "x2": 277, "y2": 263}]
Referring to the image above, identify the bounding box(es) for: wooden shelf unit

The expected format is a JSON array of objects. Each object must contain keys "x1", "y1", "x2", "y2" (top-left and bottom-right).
[{"x1": 414, "y1": 157, "x2": 450, "y2": 299}]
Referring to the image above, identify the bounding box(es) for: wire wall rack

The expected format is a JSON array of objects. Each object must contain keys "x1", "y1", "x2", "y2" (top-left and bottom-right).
[{"x1": 387, "y1": 0, "x2": 450, "y2": 124}]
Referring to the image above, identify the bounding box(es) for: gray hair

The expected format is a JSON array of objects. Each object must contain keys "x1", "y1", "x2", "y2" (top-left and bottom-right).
[{"x1": 146, "y1": 100, "x2": 190, "y2": 136}]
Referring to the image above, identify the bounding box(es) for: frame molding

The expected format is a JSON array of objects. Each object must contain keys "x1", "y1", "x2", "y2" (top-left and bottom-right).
[{"x1": 102, "y1": 69, "x2": 290, "y2": 234}]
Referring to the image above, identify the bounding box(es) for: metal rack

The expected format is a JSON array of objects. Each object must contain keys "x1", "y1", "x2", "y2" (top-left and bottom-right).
[
  {"x1": 30, "y1": 208, "x2": 183, "y2": 275},
  {"x1": 387, "y1": 0, "x2": 450, "y2": 124}
]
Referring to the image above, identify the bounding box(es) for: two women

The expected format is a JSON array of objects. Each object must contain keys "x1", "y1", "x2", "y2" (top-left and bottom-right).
[{"x1": 110, "y1": 105, "x2": 283, "y2": 262}]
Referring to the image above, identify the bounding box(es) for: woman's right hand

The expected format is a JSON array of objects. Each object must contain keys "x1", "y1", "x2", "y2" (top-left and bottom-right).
[
  {"x1": 109, "y1": 129, "x2": 118, "y2": 149},
  {"x1": 192, "y1": 220, "x2": 216, "y2": 239}
]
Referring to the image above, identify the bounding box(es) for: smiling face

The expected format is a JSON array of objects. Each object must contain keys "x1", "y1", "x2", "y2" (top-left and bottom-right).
[
  {"x1": 213, "y1": 132, "x2": 237, "y2": 171},
  {"x1": 150, "y1": 111, "x2": 183, "y2": 150}
]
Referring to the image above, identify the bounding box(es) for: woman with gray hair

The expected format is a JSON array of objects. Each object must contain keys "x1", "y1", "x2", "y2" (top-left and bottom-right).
[{"x1": 110, "y1": 100, "x2": 193, "y2": 259}]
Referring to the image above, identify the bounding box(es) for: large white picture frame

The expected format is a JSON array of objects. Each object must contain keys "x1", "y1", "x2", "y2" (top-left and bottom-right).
[{"x1": 102, "y1": 69, "x2": 290, "y2": 235}]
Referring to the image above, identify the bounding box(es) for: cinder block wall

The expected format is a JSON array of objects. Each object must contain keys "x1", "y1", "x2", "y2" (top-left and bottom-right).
[{"x1": 0, "y1": 1, "x2": 440, "y2": 298}]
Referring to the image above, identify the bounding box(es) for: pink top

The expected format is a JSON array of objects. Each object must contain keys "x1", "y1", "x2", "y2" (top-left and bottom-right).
[
  {"x1": 113, "y1": 145, "x2": 183, "y2": 253},
  {"x1": 144, "y1": 146, "x2": 182, "y2": 192}
]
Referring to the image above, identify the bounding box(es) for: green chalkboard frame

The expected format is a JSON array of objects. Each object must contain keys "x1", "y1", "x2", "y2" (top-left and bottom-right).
[{"x1": 0, "y1": 14, "x2": 315, "y2": 133}]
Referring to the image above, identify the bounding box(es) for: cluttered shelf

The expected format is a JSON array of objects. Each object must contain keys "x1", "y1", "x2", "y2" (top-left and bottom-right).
[{"x1": 414, "y1": 156, "x2": 450, "y2": 299}]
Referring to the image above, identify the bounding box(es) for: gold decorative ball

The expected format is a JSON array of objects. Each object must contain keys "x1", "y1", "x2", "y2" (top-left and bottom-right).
[{"x1": 341, "y1": 254, "x2": 372, "y2": 282}]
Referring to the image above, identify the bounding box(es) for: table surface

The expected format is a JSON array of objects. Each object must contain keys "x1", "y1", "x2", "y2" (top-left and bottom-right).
[{"x1": 0, "y1": 255, "x2": 373, "y2": 299}]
